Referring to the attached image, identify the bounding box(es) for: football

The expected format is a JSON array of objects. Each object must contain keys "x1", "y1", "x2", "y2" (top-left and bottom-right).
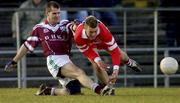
[{"x1": 160, "y1": 57, "x2": 179, "y2": 75}]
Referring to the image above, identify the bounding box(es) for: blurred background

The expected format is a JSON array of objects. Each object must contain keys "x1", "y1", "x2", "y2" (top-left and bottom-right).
[{"x1": 0, "y1": 0, "x2": 179, "y2": 88}]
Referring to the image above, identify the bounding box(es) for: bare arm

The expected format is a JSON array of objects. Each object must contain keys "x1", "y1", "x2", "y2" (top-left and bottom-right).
[
  {"x1": 4, "y1": 44, "x2": 28, "y2": 72},
  {"x1": 13, "y1": 44, "x2": 28, "y2": 62}
]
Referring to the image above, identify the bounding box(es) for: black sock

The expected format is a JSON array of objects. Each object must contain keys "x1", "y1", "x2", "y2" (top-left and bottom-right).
[{"x1": 44, "y1": 87, "x2": 51, "y2": 95}]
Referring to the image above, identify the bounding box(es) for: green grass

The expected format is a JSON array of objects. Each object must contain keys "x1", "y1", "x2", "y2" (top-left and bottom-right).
[{"x1": 0, "y1": 88, "x2": 180, "y2": 103}]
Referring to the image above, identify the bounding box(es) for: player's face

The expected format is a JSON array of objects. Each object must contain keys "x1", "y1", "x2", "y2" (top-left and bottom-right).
[
  {"x1": 85, "y1": 26, "x2": 98, "y2": 40},
  {"x1": 47, "y1": 7, "x2": 60, "y2": 25}
]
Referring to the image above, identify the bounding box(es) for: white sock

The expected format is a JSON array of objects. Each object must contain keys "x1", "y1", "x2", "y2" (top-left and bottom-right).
[
  {"x1": 91, "y1": 83, "x2": 99, "y2": 91},
  {"x1": 127, "y1": 59, "x2": 133, "y2": 66},
  {"x1": 51, "y1": 87, "x2": 55, "y2": 95}
]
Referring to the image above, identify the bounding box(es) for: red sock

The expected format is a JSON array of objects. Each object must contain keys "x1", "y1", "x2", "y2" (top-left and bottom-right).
[
  {"x1": 94, "y1": 85, "x2": 102, "y2": 94},
  {"x1": 95, "y1": 84, "x2": 106, "y2": 94}
]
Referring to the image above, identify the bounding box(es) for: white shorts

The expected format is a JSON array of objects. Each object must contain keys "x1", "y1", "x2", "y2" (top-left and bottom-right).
[{"x1": 47, "y1": 55, "x2": 74, "y2": 87}]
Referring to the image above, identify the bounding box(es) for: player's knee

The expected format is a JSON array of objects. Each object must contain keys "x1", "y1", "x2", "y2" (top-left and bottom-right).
[
  {"x1": 74, "y1": 68, "x2": 86, "y2": 78},
  {"x1": 77, "y1": 69, "x2": 86, "y2": 76}
]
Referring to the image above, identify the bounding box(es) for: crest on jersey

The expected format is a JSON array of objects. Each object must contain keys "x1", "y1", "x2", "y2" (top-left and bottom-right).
[
  {"x1": 60, "y1": 26, "x2": 66, "y2": 32},
  {"x1": 43, "y1": 28, "x2": 49, "y2": 33}
]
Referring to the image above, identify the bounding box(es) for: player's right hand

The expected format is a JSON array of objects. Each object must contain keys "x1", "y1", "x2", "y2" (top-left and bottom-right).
[
  {"x1": 4, "y1": 60, "x2": 17, "y2": 72},
  {"x1": 109, "y1": 69, "x2": 119, "y2": 85}
]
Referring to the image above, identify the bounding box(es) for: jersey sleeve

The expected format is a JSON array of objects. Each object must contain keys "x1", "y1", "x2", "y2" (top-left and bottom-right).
[
  {"x1": 74, "y1": 31, "x2": 100, "y2": 62},
  {"x1": 23, "y1": 25, "x2": 40, "y2": 52},
  {"x1": 99, "y1": 23, "x2": 121, "y2": 66},
  {"x1": 77, "y1": 43, "x2": 101, "y2": 62},
  {"x1": 60, "y1": 20, "x2": 74, "y2": 36}
]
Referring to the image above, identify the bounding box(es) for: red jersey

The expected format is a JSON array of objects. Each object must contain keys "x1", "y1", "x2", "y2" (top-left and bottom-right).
[
  {"x1": 74, "y1": 21, "x2": 121, "y2": 66},
  {"x1": 24, "y1": 20, "x2": 73, "y2": 57}
]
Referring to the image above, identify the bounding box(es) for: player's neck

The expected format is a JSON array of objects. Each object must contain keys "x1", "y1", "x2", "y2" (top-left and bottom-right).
[{"x1": 47, "y1": 18, "x2": 58, "y2": 27}]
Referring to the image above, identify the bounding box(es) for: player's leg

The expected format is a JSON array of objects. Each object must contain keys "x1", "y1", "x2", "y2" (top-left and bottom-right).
[
  {"x1": 65, "y1": 80, "x2": 82, "y2": 95},
  {"x1": 89, "y1": 59, "x2": 109, "y2": 85},
  {"x1": 36, "y1": 84, "x2": 70, "y2": 95},
  {"x1": 36, "y1": 78, "x2": 81, "y2": 95},
  {"x1": 88, "y1": 48, "x2": 109, "y2": 85},
  {"x1": 39, "y1": 55, "x2": 80, "y2": 96},
  {"x1": 46, "y1": 55, "x2": 113, "y2": 95},
  {"x1": 61, "y1": 62, "x2": 97, "y2": 89},
  {"x1": 61, "y1": 62, "x2": 113, "y2": 95},
  {"x1": 53, "y1": 80, "x2": 82, "y2": 95},
  {"x1": 119, "y1": 48, "x2": 142, "y2": 72},
  {"x1": 53, "y1": 88, "x2": 70, "y2": 95}
]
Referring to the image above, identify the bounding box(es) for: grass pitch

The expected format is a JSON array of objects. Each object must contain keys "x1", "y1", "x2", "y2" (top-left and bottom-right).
[{"x1": 0, "y1": 88, "x2": 180, "y2": 103}]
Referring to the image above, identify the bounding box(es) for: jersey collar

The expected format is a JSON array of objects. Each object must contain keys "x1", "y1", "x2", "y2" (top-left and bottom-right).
[
  {"x1": 44, "y1": 19, "x2": 60, "y2": 26},
  {"x1": 43, "y1": 19, "x2": 60, "y2": 33},
  {"x1": 82, "y1": 27, "x2": 100, "y2": 39}
]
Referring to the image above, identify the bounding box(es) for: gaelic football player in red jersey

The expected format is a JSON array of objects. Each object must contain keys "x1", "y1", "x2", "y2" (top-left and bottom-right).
[
  {"x1": 74, "y1": 15, "x2": 142, "y2": 86},
  {"x1": 4, "y1": 1, "x2": 113, "y2": 96}
]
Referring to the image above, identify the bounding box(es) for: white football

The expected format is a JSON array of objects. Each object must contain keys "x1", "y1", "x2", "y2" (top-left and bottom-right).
[{"x1": 160, "y1": 57, "x2": 179, "y2": 75}]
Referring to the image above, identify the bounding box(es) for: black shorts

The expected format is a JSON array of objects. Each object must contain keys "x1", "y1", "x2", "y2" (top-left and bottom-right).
[
  {"x1": 57, "y1": 68, "x2": 81, "y2": 95},
  {"x1": 66, "y1": 80, "x2": 81, "y2": 95},
  {"x1": 56, "y1": 67, "x2": 65, "y2": 78}
]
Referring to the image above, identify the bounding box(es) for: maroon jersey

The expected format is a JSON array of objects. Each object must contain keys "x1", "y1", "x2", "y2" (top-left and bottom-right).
[{"x1": 24, "y1": 20, "x2": 73, "y2": 57}]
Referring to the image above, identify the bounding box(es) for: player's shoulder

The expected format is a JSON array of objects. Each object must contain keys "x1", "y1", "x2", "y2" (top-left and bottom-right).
[
  {"x1": 76, "y1": 23, "x2": 84, "y2": 32},
  {"x1": 97, "y1": 21, "x2": 110, "y2": 33},
  {"x1": 75, "y1": 23, "x2": 84, "y2": 36},
  {"x1": 74, "y1": 25, "x2": 84, "y2": 42},
  {"x1": 32, "y1": 22, "x2": 44, "y2": 31},
  {"x1": 60, "y1": 19, "x2": 71, "y2": 26},
  {"x1": 98, "y1": 20, "x2": 107, "y2": 28}
]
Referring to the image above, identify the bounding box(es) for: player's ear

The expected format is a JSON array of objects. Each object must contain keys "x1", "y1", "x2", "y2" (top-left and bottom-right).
[{"x1": 45, "y1": 8, "x2": 49, "y2": 16}]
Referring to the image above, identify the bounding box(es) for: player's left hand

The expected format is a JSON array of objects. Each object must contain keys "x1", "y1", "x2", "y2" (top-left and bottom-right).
[
  {"x1": 71, "y1": 19, "x2": 81, "y2": 34},
  {"x1": 4, "y1": 60, "x2": 17, "y2": 72}
]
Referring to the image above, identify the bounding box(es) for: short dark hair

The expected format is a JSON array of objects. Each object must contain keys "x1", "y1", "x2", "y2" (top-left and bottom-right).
[
  {"x1": 46, "y1": 1, "x2": 60, "y2": 12},
  {"x1": 85, "y1": 15, "x2": 98, "y2": 28}
]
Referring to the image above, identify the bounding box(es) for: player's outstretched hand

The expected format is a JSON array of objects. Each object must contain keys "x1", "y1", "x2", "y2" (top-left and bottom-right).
[
  {"x1": 71, "y1": 19, "x2": 81, "y2": 33},
  {"x1": 4, "y1": 60, "x2": 17, "y2": 72}
]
